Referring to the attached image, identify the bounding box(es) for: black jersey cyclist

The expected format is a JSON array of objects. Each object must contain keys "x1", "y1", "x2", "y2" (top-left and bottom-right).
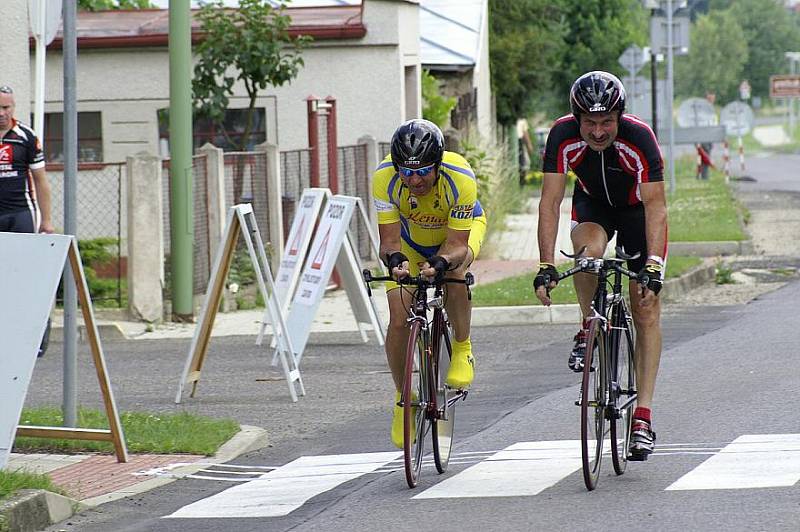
[
  {"x1": 0, "y1": 85, "x2": 55, "y2": 358},
  {"x1": 533, "y1": 71, "x2": 668, "y2": 460}
]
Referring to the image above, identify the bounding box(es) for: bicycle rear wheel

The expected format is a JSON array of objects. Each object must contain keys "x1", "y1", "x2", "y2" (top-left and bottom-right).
[
  {"x1": 432, "y1": 313, "x2": 455, "y2": 474},
  {"x1": 403, "y1": 321, "x2": 430, "y2": 488},
  {"x1": 580, "y1": 318, "x2": 607, "y2": 491},
  {"x1": 610, "y1": 304, "x2": 636, "y2": 475}
]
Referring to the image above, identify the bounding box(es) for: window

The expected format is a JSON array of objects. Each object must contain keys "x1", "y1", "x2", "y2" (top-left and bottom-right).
[
  {"x1": 157, "y1": 108, "x2": 267, "y2": 155},
  {"x1": 41, "y1": 112, "x2": 103, "y2": 163}
]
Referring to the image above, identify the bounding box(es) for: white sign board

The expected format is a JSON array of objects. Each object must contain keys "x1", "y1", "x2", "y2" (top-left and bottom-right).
[
  {"x1": 285, "y1": 195, "x2": 383, "y2": 361},
  {"x1": 273, "y1": 188, "x2": 329, "y2": 305},
  {"x1": 0, "y1": 233, "x2": 70, "y2": 469},
  {"x1": 720, "y1": 101, "x2": 754, "y2": 137},
  {"x1": 257, "y1": 188, "x2": 329, "y2": 346}
]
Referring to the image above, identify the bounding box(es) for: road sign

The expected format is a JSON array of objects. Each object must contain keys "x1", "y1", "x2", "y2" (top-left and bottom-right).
[
  {"x1": 770, "y1": 75, "x2": 800, "y2": 98},
  {"x1": 619, "y1": 44, "x2": 646, "y2": 74},
  {"x1": 676, "y1": 97, "x2": 717, "y2": 128},
  {"x1": 720, "y1": 101, "x2": 754, "y2": 137},
  {"x1": 650, "y1": 14, "x2": 690, "y2": 56}
]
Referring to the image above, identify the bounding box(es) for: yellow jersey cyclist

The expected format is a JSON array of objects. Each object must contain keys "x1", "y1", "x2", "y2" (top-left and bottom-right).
[{"x1": 373, "y1": 119, "x2": 487, "y2": 448}]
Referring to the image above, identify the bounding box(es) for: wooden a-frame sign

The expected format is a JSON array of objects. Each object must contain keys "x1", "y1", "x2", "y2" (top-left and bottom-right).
[
  {"x1": 0, "y1": 233, "x2": 128, "y2": 467},
  {"x1": 175, "y1": 204, "x2": 305, "y2": 403}
]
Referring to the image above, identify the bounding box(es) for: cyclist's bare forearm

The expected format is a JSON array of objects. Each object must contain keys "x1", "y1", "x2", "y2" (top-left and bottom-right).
[
  {"x1": 640, "y1": 181, "x2": 668, "y2": 261},
  {"x1": 537, "y1": 173, "x2": 566, "y2": 263}
]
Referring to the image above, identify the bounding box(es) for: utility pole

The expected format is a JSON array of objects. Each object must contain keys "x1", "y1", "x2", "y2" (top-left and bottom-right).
[{"x1": 169, "y1": 0, "x2": 194, "y2": 321}]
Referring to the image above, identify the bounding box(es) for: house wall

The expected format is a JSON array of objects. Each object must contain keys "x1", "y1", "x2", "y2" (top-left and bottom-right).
[{"x1": 35, "y1": 0, "x2": 421, "y2": 163}]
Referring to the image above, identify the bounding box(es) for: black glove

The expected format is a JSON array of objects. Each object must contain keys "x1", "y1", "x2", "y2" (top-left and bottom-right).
[
  {"x1": 638, "y1": 263, "x2": 663, "y2": 295},
  {"x1": 384, "y1": 251, "x2": 409, "y2": 272},
  {"x1": 533, "y1": 263, "x2": 559, "y2": 291},
  {"x1": 426, "y1": 255, "x2": 450, "y2": 279}
]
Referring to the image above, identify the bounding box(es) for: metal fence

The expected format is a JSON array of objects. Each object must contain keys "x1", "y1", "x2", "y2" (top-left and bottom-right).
[
  {"x1": 379, "y1": 142, "x2": 391, "y2": 160},
  {"x1": 48, "y1": 163, "x2": 125, "y2": 305},
  {"x1": 162, "y1": 154, "x2": 210, "y2": 296},
  {"x1": 280, "y1": 148, "x2": 312, "y2": 242},
  {"x1": 337, "y1": 143, "x2": 371, "y2": 259}
]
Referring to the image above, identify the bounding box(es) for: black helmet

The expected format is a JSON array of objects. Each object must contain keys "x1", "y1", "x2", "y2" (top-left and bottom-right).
[
  {"x1": 390, "y1": 119, "x2": 444, "y2": 169},
  {"x1": 570, "y1": 71, "x2": 626, "y2": 118}
]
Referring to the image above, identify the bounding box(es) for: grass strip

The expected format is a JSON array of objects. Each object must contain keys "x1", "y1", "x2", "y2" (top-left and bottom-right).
[
  {"x1": 472, "y1": 255, "x2": 702, "y2": 307},
  {"x1": 14, "y1": 407, "x2": 240, "y2": 457}
]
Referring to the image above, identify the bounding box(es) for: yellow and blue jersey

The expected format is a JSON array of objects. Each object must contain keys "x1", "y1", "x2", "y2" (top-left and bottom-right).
[{"x1": 372, "y1": 151, "x2": 485, "y2": 258}]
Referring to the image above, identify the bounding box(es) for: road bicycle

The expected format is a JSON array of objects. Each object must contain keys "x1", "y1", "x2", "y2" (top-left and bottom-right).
[
  {"x1": 363, "y1": 269, "x2": 473, "y2": 488},
  {"x1": 555, "y1": 247, "x2": 640, "y2": 490}
]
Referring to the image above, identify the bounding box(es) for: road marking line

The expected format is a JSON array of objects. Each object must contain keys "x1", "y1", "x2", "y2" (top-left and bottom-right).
[
  {"x1": 666, "y1": 434, "x2": 800, "y2": 490},
  {"x1": 165, "y1": 451, "x2": 400, "y2": 518},
  {"x1": 413, "y1": 440, "x2": 584, "y2": 499}
]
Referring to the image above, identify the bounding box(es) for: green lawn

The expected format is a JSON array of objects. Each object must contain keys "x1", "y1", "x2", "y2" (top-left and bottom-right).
[
  {"x1": 472, "y1": 255, "x2": 702, "y2": 307},
  {"x1": 0, "y1": 469, "x2": 65, "y2": 501},
  {"x1": 667, "y1": 158, "x2": 747, "y2": 242},
  {"x1": 14, "y1": 407, "x2": 240, "y2": 456}
]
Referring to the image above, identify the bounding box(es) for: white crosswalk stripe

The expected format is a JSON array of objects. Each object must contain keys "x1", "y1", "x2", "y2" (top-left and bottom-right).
[
  {"x1": 165, "y1": 435, "x2": 800, "y2": 519},
  {"x1": 166, "y1": 452, "x2": 400, "y2": 518},
  {"x1": 413, "y1": 440, "x2": 584, "y2": 499},
  {"x1": 666, "y1": 434, "x2": 800, "y2": 491}
]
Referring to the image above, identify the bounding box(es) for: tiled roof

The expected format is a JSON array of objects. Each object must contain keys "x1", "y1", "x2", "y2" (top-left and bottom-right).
[{"x1": 43, "y1": 5, "x2": 365, "y2": 49}]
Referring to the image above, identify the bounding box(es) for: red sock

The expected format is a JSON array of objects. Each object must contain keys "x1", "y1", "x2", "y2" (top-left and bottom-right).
[{"x1": 634, "y1": 407, "x2": 651, "y2": 422}]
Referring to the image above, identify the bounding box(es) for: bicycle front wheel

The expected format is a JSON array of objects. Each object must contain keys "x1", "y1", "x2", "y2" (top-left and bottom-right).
[
  {"x1": 432, "y1": 314, "x2": 455, "y2": 473},
  {"x1": 403, "y1": 320, "x2": 430, "y2": 488},
  {"x1": 580, "y1": 318, "x2": 607, "y2": 491},
  {"x1": 610, "y1": 305, "x2": 637, "y2": 475}
]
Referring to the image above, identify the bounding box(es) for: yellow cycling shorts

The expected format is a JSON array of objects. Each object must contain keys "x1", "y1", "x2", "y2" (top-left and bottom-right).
[{"x1": 384, "y1": 214, "x2": 486, "y2": 292}]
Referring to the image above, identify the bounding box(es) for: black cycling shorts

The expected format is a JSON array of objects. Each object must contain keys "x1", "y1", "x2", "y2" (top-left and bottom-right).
[
  {"x1": 571, "y1": 189, "x2": 650, "y2": 272},
  {"x1": 0, "y1": 209, "x2": 37, "y2": 233}
]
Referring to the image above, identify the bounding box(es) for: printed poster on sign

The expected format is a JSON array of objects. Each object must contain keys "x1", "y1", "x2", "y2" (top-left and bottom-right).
[
  {"x1": 294, "y1": 198, "x2": 354, "y2": 307},
  {"x1": 274, "y1": 188, "x2": 327, "y2": 303}
]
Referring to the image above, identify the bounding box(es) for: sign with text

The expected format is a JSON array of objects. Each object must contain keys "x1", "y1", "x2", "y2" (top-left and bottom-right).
[
  {"x1": 256, "y1": 188, "x2": 330, "y2": 347},
  {"x1": 770, "y1": 75, "x2": 800, "y2": 98}
]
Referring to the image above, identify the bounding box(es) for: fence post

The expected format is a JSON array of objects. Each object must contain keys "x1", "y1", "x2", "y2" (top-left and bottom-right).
[
  {"x1": 257, "y1": 141, "x2": 285, "y2": 270},
  {"x1": 126, "y1": 153, "x2": 164, "y2": 322},
  {"x1": 358, "y1": 134, "x2": 379, "y2": 231},
  {"x1": 197, "y1": 143, "x2": 226, "y2": 262}
]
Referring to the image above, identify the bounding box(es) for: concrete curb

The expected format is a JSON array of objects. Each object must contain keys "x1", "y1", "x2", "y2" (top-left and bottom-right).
[
  {"x1": 1, "y1": 425, "x2": 268, "y2": 531},
  {"x1": 668, "y1": 240, "x2": 753, "y2": 257},
  {"x1": 0, "y1": 489, "x2": 83, "y2": 532}
]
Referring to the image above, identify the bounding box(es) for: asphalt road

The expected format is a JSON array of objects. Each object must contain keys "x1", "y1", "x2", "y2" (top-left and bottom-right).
[{"x1": 37, "y1": 153, "x2": 800, "y2": 532}]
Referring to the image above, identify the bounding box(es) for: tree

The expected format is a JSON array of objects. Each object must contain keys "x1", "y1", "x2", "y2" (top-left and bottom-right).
[
  {"x1": 674, "y1": 11, "x2": 748, "y2": 103},
  {"x1": 723, "y1": 0, "x2": 800, "y2": 99},
  {"x1": 421, "y1": 70, "x2": 456, "y2": 128},
  {"x1": 489, "y1": 0, "x2": 567, "y2": 125},
  {"x1": 557, "y1": 0, "x2": 648, "y2": 112},
  {"x1": 193, "y1": 0, "x2": 309, "y2": 202},
  {"x1": 193, "y1": 0, "x2": 310, "y2": 151},
  {"x1": 78, "y1": 0, "x2": 154, "y2": 10}
]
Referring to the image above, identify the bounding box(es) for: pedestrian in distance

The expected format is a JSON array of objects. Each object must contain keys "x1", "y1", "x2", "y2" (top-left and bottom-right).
[{"x1": 533, "y1": 71, "x2": 667, "y2": 461}]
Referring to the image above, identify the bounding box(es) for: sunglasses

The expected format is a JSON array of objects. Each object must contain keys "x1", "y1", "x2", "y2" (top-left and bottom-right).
[
  {"x1": 0, "y1": 86, "x2": 13, "y2": 94},
  {"x1": 398, "y1": 164, "x2": 436, "y2": 178}
]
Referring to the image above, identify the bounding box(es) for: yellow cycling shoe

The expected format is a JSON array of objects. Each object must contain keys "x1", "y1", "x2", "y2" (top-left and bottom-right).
[
  {"x1": 446, "y1": 340, "x2": 475, "y2": 389},
  {"x1": 391, "y1": 391, "x2": 416, "y2": 449}
]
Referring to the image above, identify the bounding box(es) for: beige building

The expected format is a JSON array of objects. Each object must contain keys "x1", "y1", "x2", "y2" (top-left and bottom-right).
[{"x1": 31, "y1": 0, "x2": 422, "y2": 165}]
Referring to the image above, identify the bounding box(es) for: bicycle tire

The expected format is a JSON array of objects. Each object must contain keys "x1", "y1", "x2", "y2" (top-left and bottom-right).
[
  {"x1": 580, "y1": 318, "x2": 607, "y2": 491},
  {"x1": 432, "y1": 312, "x2": 455, "y2": 474},
  {"x1": 403, "y1": 320, "x2": 430, "y2": 488},
  {"x1": 610, "y1": 302, "x2": 636, "y2": 475}
]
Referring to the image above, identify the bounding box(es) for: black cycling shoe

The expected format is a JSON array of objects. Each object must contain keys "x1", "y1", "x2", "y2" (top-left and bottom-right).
[
  {"x1": 568, "y1": 328, "x2": 587, "y2": 372},
  {"x1": 628, "y1": 419, "x2": 656, "y2": 461}
]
